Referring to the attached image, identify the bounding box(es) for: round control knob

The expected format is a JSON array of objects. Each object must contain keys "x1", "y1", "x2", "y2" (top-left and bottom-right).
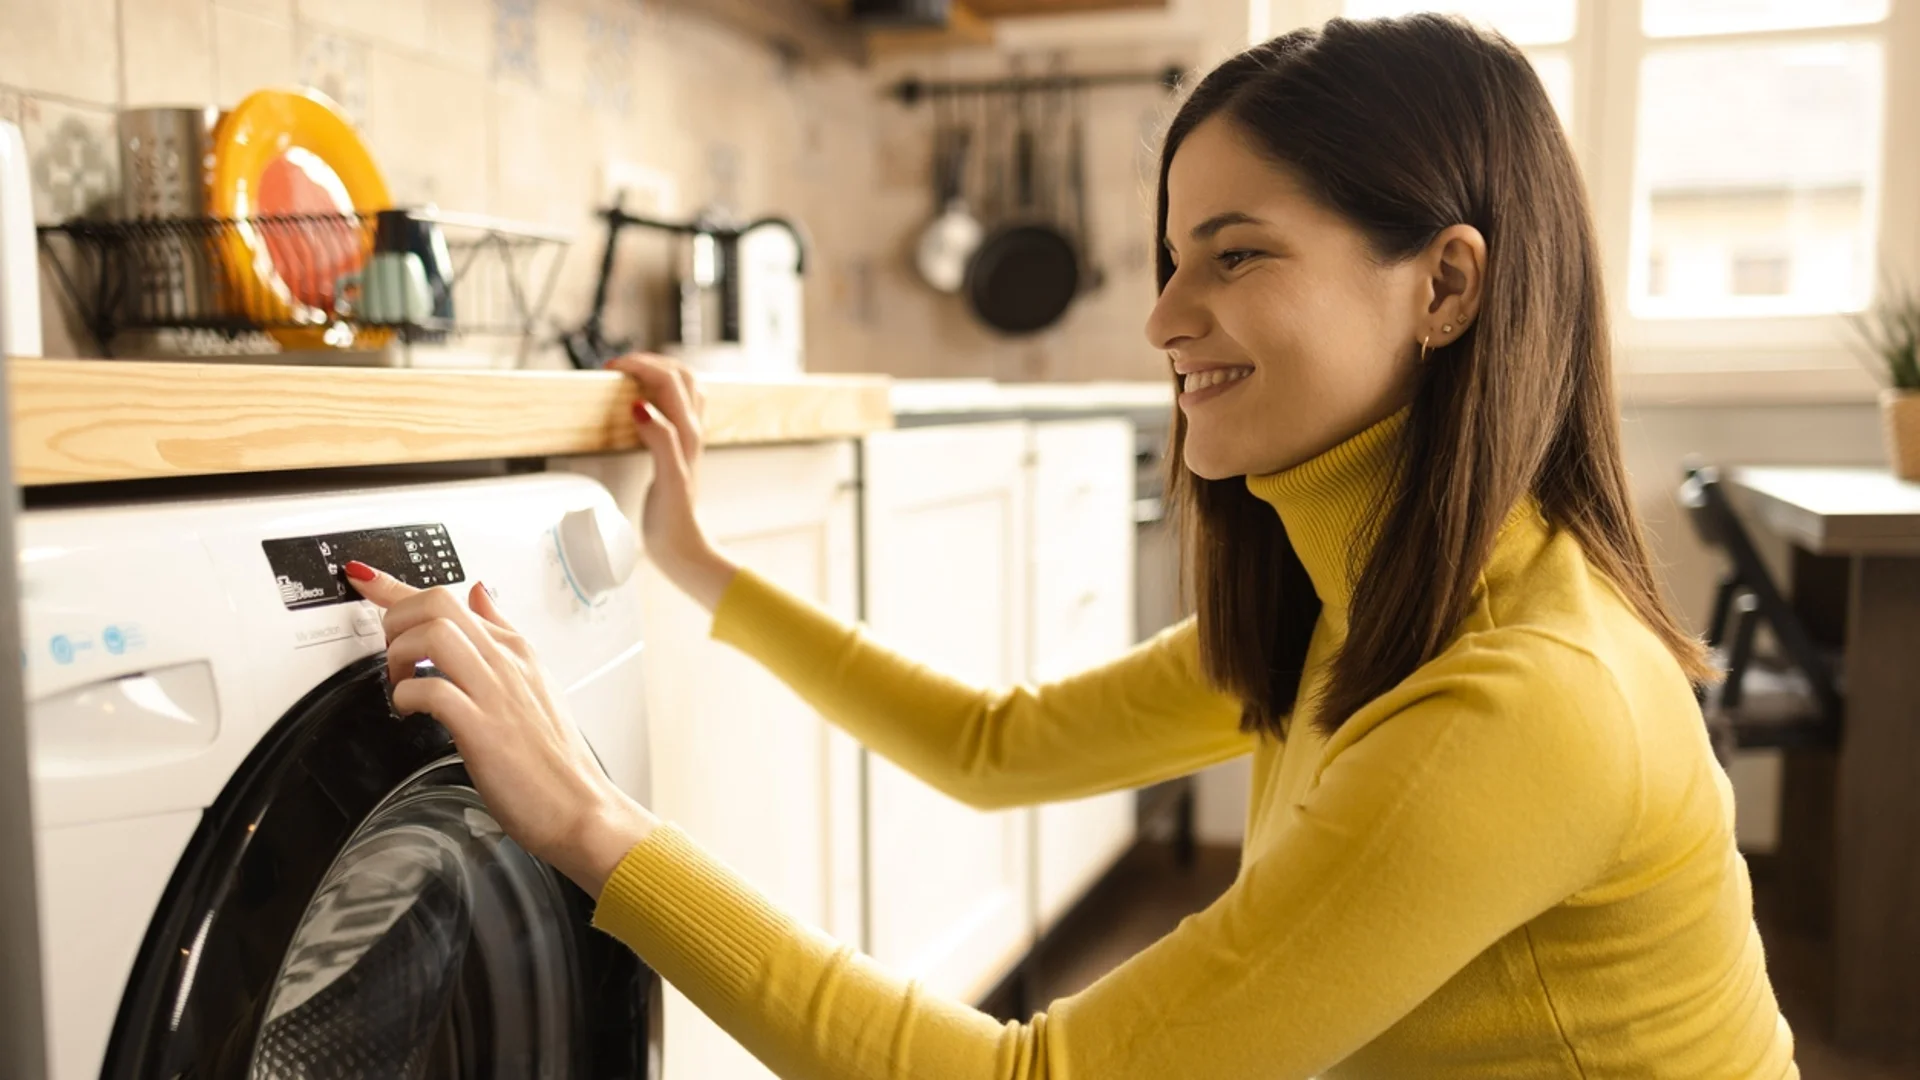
[{"x1": 556, "y1": 505, "x2": 639, "y2": 601}]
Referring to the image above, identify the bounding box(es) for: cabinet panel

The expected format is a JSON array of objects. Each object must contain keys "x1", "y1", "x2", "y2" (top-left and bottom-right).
[
  {"x1": 1027, "y1": 419, "x2": 1141, "y2": 933},
  {"x1": 862, "y1": 423, "x2": 1035, "y2": 1004},
  {"x1": 600, "y1": 442, "x2": 862, "y2": 1080}
]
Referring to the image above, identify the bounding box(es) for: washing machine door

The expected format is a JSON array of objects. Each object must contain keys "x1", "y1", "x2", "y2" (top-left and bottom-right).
[{"x1": 100, "y1": 656, "x2": 659, "y2": 1080}]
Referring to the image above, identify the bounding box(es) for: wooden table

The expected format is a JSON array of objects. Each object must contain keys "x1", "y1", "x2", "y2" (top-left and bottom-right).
[{"x1": 1731, "y1": 467, "x2": 1920, "y2": 1060}]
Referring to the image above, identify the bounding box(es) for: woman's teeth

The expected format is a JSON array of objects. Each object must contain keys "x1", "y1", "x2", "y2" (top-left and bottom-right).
[{"x1": 1182, "y1": 367, "x2": 1253, "y2": 393}]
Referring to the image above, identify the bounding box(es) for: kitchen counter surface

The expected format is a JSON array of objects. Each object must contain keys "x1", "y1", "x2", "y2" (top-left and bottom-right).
[
  {"x1": 7, "y1": 358, "x2": 894, "y2": 486},
  {"x1": 890, "y1": 379, "x2": 1174, "y2": 427}
]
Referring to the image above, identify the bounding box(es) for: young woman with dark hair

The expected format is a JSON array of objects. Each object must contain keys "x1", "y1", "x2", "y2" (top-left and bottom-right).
[{"x1": 347, "y1": 14, "x2": 1797, "y2": 1076}]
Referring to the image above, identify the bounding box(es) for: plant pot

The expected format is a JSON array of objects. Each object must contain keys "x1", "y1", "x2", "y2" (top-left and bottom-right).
[{"x1": 1882, "y1": 389, "x2": 1920, "y2": 481}]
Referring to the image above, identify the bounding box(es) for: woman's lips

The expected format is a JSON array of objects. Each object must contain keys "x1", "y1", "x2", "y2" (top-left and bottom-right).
[
  {"x1": 1178, "y1": 366, "x2": 1254, "y2": 408},
  {"x1": 1180, "y1": 366, "x2": 1253, "y2": 393}
]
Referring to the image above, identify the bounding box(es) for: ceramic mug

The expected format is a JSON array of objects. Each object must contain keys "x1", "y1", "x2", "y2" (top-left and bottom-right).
[
  {"x1": 335, "y1": 252, "x2": 432, "y2": 326},
  {"x1": 374, "y1": 208, "x2": 455, "y2": 328}
]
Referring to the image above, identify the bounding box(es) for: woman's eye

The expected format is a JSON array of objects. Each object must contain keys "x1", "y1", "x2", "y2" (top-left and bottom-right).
[{"x1": 1214, "y1": 249, "x2": 1258, "y2": 270}]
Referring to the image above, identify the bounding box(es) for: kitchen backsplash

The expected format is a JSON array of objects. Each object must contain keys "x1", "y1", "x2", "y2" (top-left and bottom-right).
[{"x1": 1, "y1": 0, "x2": 1186, "y2": 381}]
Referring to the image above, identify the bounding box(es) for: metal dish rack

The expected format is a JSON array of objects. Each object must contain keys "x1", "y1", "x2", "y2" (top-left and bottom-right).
[{"x1": 37, "y1": 210, "x2": 570, "y2": 364}]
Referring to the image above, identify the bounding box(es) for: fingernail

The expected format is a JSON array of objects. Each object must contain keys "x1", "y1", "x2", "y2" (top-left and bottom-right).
[
  {"x1": 344, "y1": 561, "x2": 377, "y2": 582},
  {"x1": 631, "y1": 401, "x2": 650, "y2": 424},
  {"x1": 483, "y1": 582, "x2": 498, "y2": 601}
]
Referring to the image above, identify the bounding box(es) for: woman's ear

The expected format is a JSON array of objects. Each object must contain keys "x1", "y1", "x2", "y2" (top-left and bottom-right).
[{"x1": 1421, "y1": 224, "x2": 1487, "y2": 345}]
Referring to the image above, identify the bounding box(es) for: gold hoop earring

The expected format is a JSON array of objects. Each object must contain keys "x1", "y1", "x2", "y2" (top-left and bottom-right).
[{"x1": 1420, "y1": 334, "x2": 1431, "y2": 363}]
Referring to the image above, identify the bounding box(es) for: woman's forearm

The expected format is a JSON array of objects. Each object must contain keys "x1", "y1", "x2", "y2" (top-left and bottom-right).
[{"x1": 660, "y1": 543, "x2": 741, "y2": 613}]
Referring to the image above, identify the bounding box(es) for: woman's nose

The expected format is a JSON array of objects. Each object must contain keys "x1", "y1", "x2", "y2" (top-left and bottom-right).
[{"x1": 1144, "y1": 272, "x2": 1207, "y2": 352}]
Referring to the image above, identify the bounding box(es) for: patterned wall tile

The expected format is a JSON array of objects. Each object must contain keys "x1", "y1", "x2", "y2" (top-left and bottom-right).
[
  {"x1": 20, "y1": 96, "x2": 119, "y2": 223},
  {"x1": 214, "y1": 0, "x2": 292, "y2": 18},
  {"x1": 296, "y1": 0, "x2": 430, "y2": 54},
  {"x1": 298, "y1": 30, "x2": 370, "y2": 127},
  {"x1": 0, "y1": 0, "x2": 119, "y2": 104},
  {"x1": 122, "y1": 0, "x2": 218, "y2": 106},
  {"x1": 427, "y1": 0, "x2": 493, "y2": 74},
  {"x1": 213, "y1": 6, "x2": 298, "y2": 107},
  {"x1": 493, "y1": 0, "x2": 539, "y2": 86},
  {"x1": 584, "y1": 6, "x2": 635, "y2": 116}
]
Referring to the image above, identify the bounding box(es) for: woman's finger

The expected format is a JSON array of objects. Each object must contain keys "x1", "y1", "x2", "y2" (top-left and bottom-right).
[
  {"x1": 385, "y1": 616, "x2": 501, "y2": 701},
  {"x1": 346, "y1": 560, "x2": 417, "y2": 608},
  {"x1": 468, "y1": 582, "x2": 535, "y2": 661},
  {"x1": 668, "y1": 363, "x2": 705, "y2": 464},
  {"x1": 468, "y1": 580, "x2": 515, "y2": 631},
  {"x1": 372, "y1": 580, "x2": 503, "y2": 662},
  {"x1": 606, "y1": 355, "x2": 698, "y2": 451},
  {"x1": 630, "y1": 400, "x2": 692, "y2": 503},
  {"x1": 391, "y1": 673, "x2": 481, "y2": 733}
]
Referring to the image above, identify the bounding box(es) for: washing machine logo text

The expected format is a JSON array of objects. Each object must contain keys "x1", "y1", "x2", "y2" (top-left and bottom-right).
[{"x1": 277, "y1": 574, "x2": 332, "y2": 606}]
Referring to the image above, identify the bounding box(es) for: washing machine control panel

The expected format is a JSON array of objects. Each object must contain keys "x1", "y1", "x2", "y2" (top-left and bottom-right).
[{"x1": 262, "y1": 523, "x2": 465, "y2": 610}]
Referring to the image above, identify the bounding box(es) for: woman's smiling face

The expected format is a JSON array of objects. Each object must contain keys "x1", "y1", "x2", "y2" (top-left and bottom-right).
[{"x1": 1147, "y1": 115, "x2": 1430, "y2": 481}]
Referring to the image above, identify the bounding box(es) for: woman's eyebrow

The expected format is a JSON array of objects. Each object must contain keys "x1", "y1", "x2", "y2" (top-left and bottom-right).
[{"x1": 1189, "y1": 211, "x2": 1268, "y2": 241}]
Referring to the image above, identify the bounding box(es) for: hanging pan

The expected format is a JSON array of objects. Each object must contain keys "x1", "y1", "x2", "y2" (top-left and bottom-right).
[{"x1": 964, "y1": 81, "x2": 1078, "y2": 335}]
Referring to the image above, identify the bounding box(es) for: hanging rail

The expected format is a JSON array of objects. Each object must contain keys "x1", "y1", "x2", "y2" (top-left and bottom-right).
[{"x1": 888, "y1": 64, "x2": 1187, "y2": 105}]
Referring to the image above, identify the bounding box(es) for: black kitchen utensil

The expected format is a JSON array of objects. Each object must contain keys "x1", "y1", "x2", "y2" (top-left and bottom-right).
[
  {"x1": 965, "y1": 84, "x2": 1079, "y2": 335},
  {"x1": 1067, "y1": 83, "x2": 1105, "y2": 293}
]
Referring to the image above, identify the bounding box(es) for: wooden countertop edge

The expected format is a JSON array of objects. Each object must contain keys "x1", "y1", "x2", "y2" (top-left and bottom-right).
[{"x1": 6, "y1": 358, "x2": 894, "y2": 486}]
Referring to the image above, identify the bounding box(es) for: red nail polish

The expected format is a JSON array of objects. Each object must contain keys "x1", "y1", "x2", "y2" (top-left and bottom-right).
[
  {"x1": 631, "y1": 401, "x2": 650, "y2": 424},
  {"x1": 344, "y1": 561, "x2": 376, "y2": 582}
]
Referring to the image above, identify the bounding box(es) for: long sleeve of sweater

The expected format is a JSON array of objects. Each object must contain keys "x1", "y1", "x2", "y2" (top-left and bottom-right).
[
  {"x1": 705, "y1": 567, "x2": 1252, "y2": 810},
  {"x1": 591, "y1": 627, "x2": 1644, "y2": 1079}
]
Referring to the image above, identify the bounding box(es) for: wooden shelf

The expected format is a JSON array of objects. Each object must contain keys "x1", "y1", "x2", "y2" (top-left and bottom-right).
[
  {"x1": 6, "y1": 359, "x2": 893, "y2": 487},
  {"x1": 864, "y1": 0, "x2": 995, "y2": 55},
  {"x1": 969, "y1": 0, "x2": 1165, "y2": 15},
  {"x1": 653, "y1": 0, "x2": 866, "y2": 64}
]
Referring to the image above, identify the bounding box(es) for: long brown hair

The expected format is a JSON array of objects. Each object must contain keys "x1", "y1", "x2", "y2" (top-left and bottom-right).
[{"x1": 1160, "y1": 15, "x2": 1713, "y2": 740}]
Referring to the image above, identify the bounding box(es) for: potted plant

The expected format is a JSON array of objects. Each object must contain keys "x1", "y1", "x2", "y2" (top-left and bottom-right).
[{"x1": 1850, "y1": 281, "x2": 1920, "y2": 481}]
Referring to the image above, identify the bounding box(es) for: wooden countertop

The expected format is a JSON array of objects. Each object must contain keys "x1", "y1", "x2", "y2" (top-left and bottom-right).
[
  {"x1": 1730, "y1": 465, "x2": 1920, "y2": 556},
  {"x1": 7, "y1": 358, "x2": 894, "y2": 486},
  {"x1": 890, "y1": 379, "x2": 1174, "y2": 425}
]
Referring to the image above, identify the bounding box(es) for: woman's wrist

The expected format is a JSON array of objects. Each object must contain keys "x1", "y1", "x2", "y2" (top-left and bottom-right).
[
  {"x1": 663, "y1": 543, "x2": 739, "y2": 613},
  {"x1": 558, "y1": 794, "x2": 660, "y2": 900}
]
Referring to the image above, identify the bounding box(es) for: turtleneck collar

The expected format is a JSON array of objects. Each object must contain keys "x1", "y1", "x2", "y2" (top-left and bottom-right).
[{"x1": 1244, "y1": 408, "x2": 1408, "y2": 617}]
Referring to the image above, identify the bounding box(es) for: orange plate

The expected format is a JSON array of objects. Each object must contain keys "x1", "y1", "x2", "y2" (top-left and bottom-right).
[{"x1": 208, "y1": 88, "x2": 392, "y2": 351}]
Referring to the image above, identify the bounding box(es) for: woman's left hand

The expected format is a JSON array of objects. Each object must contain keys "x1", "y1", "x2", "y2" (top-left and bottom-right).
[{"x1": 345, "y1": 559, "x2": 657, "y2": 897}]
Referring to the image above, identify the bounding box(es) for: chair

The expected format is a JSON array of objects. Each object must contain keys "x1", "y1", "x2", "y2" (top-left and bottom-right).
[{"x1": 1677, "y1": 463, "x2": 1844, "y2": 762}]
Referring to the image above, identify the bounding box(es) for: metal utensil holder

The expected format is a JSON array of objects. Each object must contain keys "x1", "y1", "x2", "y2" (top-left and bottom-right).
[{"x1": 37, "y1": 210, "x2": 569, "y2": 363}]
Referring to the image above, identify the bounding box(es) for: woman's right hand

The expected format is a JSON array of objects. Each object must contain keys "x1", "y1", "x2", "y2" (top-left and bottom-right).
[{"x1": 606, "y1": 353, "x2": 738, "y2": 612}]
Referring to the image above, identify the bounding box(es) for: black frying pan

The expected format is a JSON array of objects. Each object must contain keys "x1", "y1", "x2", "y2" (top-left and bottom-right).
[{"x1": 965, "y1": 88, "x2": 1078, "y2": 335}]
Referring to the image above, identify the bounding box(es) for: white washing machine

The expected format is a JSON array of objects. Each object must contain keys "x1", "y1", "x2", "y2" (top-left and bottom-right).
[{"x1": 20, "y1": 472, "x2": 661, "y2": 1079}]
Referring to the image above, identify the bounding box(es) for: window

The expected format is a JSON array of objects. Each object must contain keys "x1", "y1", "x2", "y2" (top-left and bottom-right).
[
  {"x1": 1628, "y1": 11, "x2": 1887, "y2": 319},
  {"x1": 1330, "y1": 0, "x2": 1912, "y2": 394}
]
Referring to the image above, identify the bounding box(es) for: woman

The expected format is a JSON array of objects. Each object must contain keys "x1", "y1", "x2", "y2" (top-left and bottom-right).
[{"x1": 347, "y1": 14, "x2": 1797, "y2": 1077}]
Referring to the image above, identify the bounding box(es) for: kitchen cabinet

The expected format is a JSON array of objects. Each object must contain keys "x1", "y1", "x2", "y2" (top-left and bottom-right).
[
  {"x1": 861, "y1": 422, "x2": 1036, "y2": 1004},
  {"x1": 578, "y1": 441, "x2": 864, "y2": 1080},
  {"x1": 1027, "y1": 418, "x2": 1139, "y2": 933}
]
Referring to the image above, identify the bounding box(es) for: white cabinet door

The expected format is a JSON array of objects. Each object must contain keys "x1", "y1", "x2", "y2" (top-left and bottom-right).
[
  {"x1": 862, "y1": 422, "x2": 1034, "y2": 1005},
  {"x1": 572, "y1": 442, "x2": 862, "y2": 1080},
  {"x1": 1028, "y1": 419, "x2": 1140, "y2": 933}
]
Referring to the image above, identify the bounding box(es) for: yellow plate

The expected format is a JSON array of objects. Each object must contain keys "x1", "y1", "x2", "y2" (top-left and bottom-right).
[{"x1": 208, "y1": 88, "x2": 392, "y2": 351}]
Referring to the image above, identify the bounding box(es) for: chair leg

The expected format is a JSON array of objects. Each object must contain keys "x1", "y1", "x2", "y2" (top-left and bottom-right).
[
  {"x1": 1722, "y1": 596, "x2": 1761, "y2": 711},
  {"x1": 1706, "y1": 576, "x2": 1740, "y2": 649}
]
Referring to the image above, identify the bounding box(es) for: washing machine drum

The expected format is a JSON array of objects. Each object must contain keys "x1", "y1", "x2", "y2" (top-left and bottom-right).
[{"x1": 100, "y1": 656, "x2": 655, "y2": 1079}]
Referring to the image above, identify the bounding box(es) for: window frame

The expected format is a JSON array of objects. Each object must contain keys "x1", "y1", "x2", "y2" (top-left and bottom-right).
[
  {"x1": 1590, "y1": 0, "x2": 1915, "y2": 404},
  {"x1": 1280, "y1": 0, "x2": 1920, "y2": 403}
]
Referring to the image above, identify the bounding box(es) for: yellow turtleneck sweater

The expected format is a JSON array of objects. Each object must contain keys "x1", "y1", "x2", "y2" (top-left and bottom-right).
[{"x1": 592, "y1": 411, "x2": 1798, "y2": 1078}]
